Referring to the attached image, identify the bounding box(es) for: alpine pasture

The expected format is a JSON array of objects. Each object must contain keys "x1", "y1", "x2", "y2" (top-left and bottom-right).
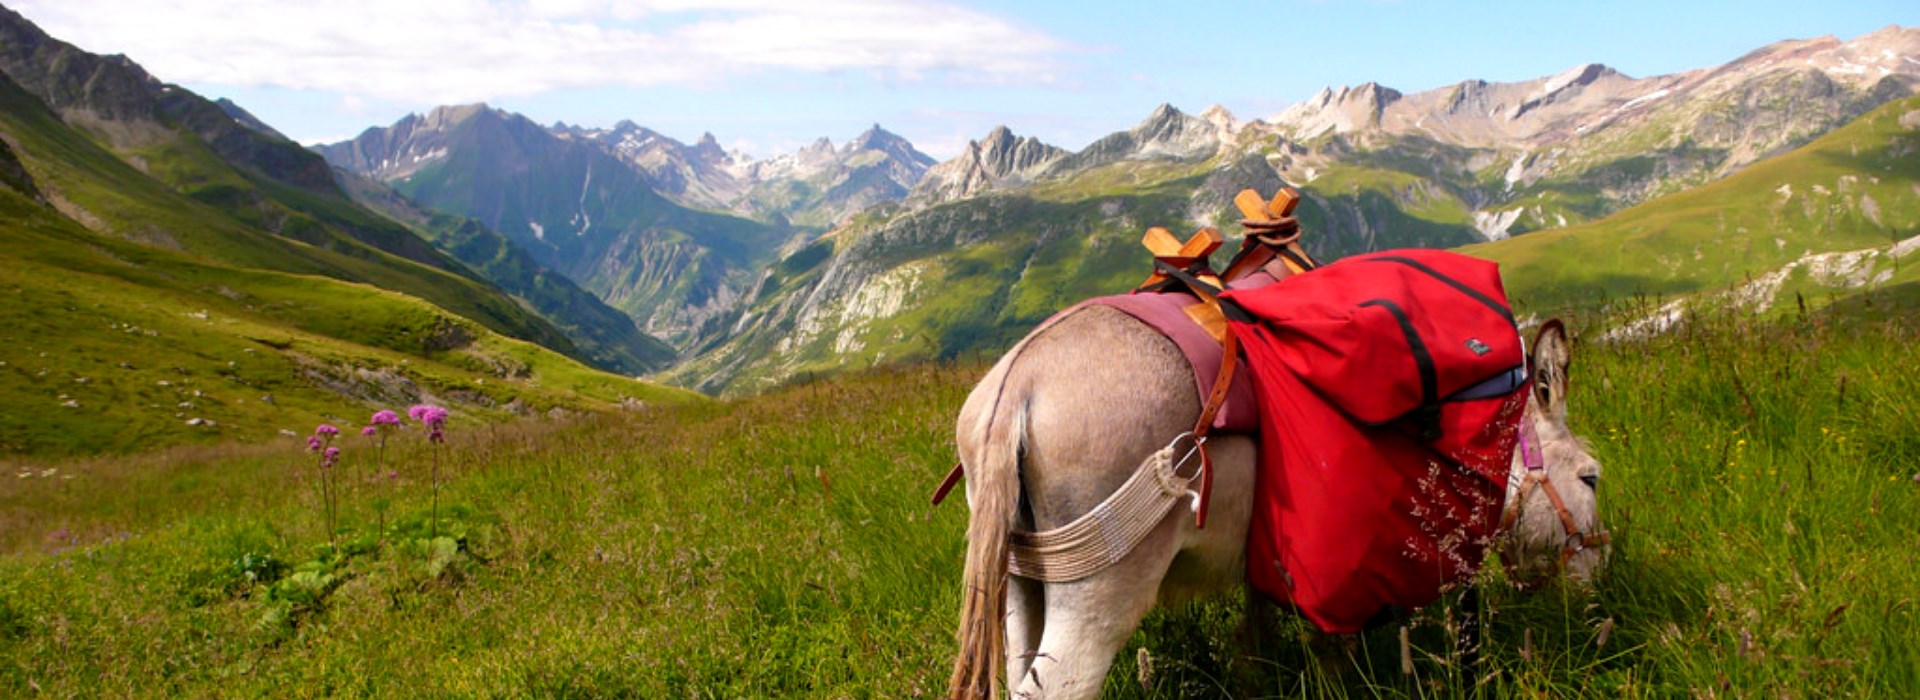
[{"x1": 3, "y1": 305, "x2": 1917, "y2": 698}]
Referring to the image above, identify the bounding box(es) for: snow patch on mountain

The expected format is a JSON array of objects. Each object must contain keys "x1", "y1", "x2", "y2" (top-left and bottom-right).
[{"x1": 1473, "y1": 208, "x2": 1524, "y2": 240}]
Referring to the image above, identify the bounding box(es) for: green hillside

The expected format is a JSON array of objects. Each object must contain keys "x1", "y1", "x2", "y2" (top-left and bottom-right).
[
  {"x1": 0, "y1": 10, "x2": 687, "y2": 380},
  {"x1": 0, "y1": 39, "x2": 695, "y2": 456},
  {"x1": 0, "y1": 177, "x2": 696, "y2": 456},
  {"x1": 336, "y1": 171, "x2": 679, "y2": 375},
  {"x1": 1472, "y1": 95, "x2": 1920, "y2": 316},
  {"x1": 0, "y1": 74, "x2": 600, "y2": 357}
]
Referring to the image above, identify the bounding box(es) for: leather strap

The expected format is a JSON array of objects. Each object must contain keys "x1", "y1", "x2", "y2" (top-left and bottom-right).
[
  {"x1": 931, "y1": 461, "x2": 964, "y2": 506},
  {"x1": 1185, "y1": 312, "x2": 1237, "y2": 529},
  {"x1": 1221, "y1": 237, "x2": 1279, "y2": 283},
  {"x1": 1147, "y1": 259, "x2": 1242, "y2": 529}
]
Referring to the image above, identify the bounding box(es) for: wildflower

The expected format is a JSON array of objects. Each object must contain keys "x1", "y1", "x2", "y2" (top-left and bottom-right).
[
  {"x1": 410, "y1": 403, "x2": 453, "y2": 538},
  {"x1": 411, "y1": 404, "x2": 448, "y2": 429},
  {"x1": 361, "y1": 426, "x2": 377, "y2": 437},
  {"x1": 315, "y1": 424, "x2": 339, "y2": 437},
  {"x1": 322, "y1": 446, "x2": 340, "y2": 469},
  {"x1": 411, "y1": 404, "x2": 449, "y2": 443},
  {"x1": 370, "y1": 409, "x2": 401, "y2": 427},
  {"x1": 306, "y1": 436, "x2": 322, "y2": 452}
]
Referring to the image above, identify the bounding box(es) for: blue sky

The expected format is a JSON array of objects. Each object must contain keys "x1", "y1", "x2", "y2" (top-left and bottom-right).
[{"x1": 12, "y1": 0, "x2": 1919, "y2": 159}]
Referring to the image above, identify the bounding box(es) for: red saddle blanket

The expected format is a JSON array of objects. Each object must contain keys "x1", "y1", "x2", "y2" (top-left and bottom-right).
[{"x1": 1220, "y1": 249, "x2": 1529, "y2": 633}]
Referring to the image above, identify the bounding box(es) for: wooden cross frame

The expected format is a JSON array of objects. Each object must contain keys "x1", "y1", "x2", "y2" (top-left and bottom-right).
[{"x1": 1135, "y1": 226, "x2": 1224, "y2": 291}]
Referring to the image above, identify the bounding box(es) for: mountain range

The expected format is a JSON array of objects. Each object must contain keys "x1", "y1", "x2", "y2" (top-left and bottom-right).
[
  {"x1": 0, "y1": 6, "x2": 692, "y2": 454},
  {"x1": 642, "y1": 27, "x2": 1920, "y2": 392},
  {"x1": 5, "y1": 0, "x2": 1918, "y2": 443}
]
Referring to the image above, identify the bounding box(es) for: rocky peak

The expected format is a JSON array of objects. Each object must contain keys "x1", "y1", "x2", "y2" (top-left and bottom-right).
[
  {"x1": 421, "y1": 103, "x2": 495, "y2": 131},
  {"x1": 844, "y1": 123, "x2": 936, "y2": 170},
  {"x1": 1130, "y1": 103, "x2": 1220, "y2": 154},
  {"x1": 983, "y1": 125, "x2": 1016, "y2": 147},
  {"x1": 909, "y1": 124, "x2": 1063, "y2": 204},
  {"x1": 1199, "y1": 104, "x2": 1240, "y2": 133},
  {"x1": 1539, "y1": 63, "x2": 1615, "y2": 96},
  {"x1": 845, "y1": 123, "x2": 892, "y2": 149},
  {"x1": 688, "y1": 131, "x2": 730, "y2": 166},
  {"x1": 1272, "y1": 81, "x2": 1403, "y2": 137},
  {"x1": 0, "y1": 6, "x2": 163, "y2": 126},
  {"x1": 977, "y1": 126, "x2": 1063, "y2": 175},
  {"x1": 214, "y1": 97, "x2": 287, "y2": 140},
  {"x1": 1506, "y1": 64, "x2": 1619, "y2": 120}
]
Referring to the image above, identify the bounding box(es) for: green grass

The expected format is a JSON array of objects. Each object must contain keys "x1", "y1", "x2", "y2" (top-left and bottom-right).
[{"x1": 3, "y1": 310, "x2": 1917, "y2": 697}]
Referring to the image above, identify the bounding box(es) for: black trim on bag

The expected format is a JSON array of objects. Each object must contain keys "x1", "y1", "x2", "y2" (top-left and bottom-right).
[
  {"x1": 1277, "y1": 246, "x2": 1320, "y2": 272},
  {"x1": 1368, "y1": 256, "x2": 1516, "y2": 326},
  {"x1": 1357, "y1": 298, "x2": 1441, "y2": 439}
]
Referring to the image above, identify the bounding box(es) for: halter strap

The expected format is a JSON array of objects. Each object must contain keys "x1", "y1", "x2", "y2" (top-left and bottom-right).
[
  {"x1": 1502, "y1": 417, "x2": 1612, "y2": 588},
  {"x1": 1519, "y1": 418, "x2": 1545, "y2": 472}
]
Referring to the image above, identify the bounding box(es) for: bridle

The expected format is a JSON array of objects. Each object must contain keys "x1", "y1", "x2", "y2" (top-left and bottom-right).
[{"x1": 1499, "y1": 416, "x2": 1611, "y2": 587}]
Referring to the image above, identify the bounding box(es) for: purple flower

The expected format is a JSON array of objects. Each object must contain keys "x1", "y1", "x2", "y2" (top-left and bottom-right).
[
  {"x1": 306, "y1": 436, "x2": 322, "y2": 452},
  {"x1": 388, "y1": 470, "x2": 398, "y2": 479},
  {"x1": 322, "y1": 446, "x2": 340, "y2": 468},
  {"x1": 370, "y1": 409, "x2": 401, "y2": 427},
  {"x1": 430, "y1": 428, "x2": 444, "y2": 444},
  {"x1": 361, "y1": 426, "x2": 377, "y2": 437},
  {"x1": 314, "y1": 424, "x2": 339, "y2": 437},
  {"x1": 410, "y1": 404, "x2": 448, "y2": 430}
]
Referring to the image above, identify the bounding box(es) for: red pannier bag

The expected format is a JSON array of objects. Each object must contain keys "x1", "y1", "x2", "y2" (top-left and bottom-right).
[{"x1": 1218, "y1": 249, "x2": 1529, "y2": 633}]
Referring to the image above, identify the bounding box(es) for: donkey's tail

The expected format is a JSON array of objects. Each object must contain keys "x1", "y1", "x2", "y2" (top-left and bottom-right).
[{"x1": 947, "y1": 395, "x2": 1026, "y2": 700}]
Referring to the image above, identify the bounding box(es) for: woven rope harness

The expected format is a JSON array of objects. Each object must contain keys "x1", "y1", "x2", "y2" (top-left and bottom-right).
[{"x1": 1006, "y1": 433, "x2": 1207, "y2": 581}]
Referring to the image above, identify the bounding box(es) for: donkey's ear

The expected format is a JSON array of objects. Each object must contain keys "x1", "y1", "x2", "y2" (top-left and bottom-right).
[{"x1": 1531, "y1": 319, "x2": 1572, "y2": 421}]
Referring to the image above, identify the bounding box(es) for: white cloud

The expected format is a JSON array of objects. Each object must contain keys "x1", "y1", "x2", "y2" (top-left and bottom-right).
[{"x1": 12, "y1": 0, "x2": 1069, "y2": 104}]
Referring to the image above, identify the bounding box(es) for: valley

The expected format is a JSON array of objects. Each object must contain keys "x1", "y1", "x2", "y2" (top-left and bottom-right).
[{"x1": 1, "y1": 5, "x2": 1918, "y2": 697}]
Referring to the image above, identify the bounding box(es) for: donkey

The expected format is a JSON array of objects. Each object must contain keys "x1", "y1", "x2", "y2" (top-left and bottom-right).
[{"x1": 947, "y1": 310, "x2": 1605, "y2": 700}]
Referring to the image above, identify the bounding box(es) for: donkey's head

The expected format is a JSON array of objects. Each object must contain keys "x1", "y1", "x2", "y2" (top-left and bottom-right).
[{"x1": 1501, "y1": 319, "x2": 1610, "y2": 586}]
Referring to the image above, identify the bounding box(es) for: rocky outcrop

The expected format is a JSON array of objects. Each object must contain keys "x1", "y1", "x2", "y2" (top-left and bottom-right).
[
  {"x1": 0, "y1": 7, "x2": 339, "y2": 194},
  {"x1": 1272, "y1": 82, "x2": 1404, "y2": 139},
  {"x1": 1044, "y1": 103, "x2": 1227, "y2": 175},
  {"x1": 0, "y1": 126, "x2": 43, "y2": 204},
  {"x1": 910, "y1": 125, "x2": 1066, "y2": 203},
  {"x1": 315, "y1": 104, "x2": 489, "y2": 181}
]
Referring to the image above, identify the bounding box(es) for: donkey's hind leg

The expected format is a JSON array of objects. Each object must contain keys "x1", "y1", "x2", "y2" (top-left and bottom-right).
[
  {"x1": 1010, "y1": 519, "x2": 1184, "y2": 700},
  {"x1": 1005, "y1": 575, "x2": 1045, "y2": 690}
]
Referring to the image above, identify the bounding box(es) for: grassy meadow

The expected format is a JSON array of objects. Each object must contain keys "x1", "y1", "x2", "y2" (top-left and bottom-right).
[{"x1": 2, "y1": 305, "x2": 1918, "y2": 698}]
